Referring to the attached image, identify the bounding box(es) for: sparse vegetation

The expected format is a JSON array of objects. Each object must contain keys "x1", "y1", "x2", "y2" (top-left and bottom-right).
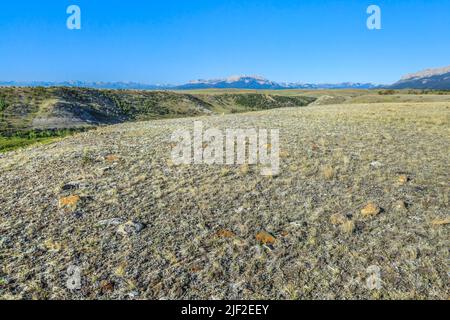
[{"x1": 1, "y1": 100, "x2": 448, "y2": 299}]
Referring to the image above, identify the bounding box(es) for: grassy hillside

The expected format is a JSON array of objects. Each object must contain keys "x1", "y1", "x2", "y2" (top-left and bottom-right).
[
  {"x1": 0, "y1": 87, "x2": 316, "y2": 135},
  {"x1": 0, "y1": 87, "x2": 315, "y2": 152}
]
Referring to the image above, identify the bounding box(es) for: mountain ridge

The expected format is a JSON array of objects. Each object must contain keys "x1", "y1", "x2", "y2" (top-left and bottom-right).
[
  {"x1": 3, "y1": 65, "x2": 450, "y2": 90},
  {"x1": 391, "y1": 65, "x2": 450, "y2": 89},
  {"x1": 0, "y1": 76, "x2": 381, "y2": 90}
]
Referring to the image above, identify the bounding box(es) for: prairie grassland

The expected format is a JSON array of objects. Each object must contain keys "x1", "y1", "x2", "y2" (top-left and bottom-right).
[{"x1": 0, "y1": 101, "x2": 448, "y2": 299}]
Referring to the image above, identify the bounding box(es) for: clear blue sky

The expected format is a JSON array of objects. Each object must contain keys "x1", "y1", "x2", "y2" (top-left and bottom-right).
[{"x1": 1, "y1": 0, "x2": 449, "y2": 84}]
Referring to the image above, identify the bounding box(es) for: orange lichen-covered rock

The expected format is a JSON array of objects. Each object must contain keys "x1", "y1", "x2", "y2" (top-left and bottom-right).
[
  {"x1": 59, "y1": 195, "x2": 80, "y2": 210},
  {"x1": 256, "y1": 231, "x2": 276, "y2": 245},
  {"x1": 216, "y1": 229, "x2": 235, "y2": 239}
]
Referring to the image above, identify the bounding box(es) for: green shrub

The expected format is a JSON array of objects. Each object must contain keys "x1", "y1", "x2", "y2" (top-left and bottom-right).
[
  {"x1": 378, "y1": 89, "x2": 396, "y2": 95},
  {"x1": 0, "y1": 96, "x2": 7, "y2": 112}
]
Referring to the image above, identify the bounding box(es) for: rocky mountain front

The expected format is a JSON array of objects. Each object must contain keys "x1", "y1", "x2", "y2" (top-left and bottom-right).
[{"x1": 391, "y1": 65, "x2": 450, "y2": 89}]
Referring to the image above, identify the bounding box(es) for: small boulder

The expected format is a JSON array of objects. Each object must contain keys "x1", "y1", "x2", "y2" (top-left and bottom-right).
[
  {"x1": 117, "y1": 221, "x2": 145, "y2": 236},
  {"x1": 59, "y1": 195, "x2": 81, "y2": 211},
  {"x1": 256, "y1": 231, "x2": 276, "y2": 245}
]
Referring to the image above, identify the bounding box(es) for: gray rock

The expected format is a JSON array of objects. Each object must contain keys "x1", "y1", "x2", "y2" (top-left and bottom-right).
[
  {"x1": 97, "y1": 217, "x2": 124, "y2": 226},
  {"x1": 117, "y1": 221, "x2": 145, "y2": 236},
  {"x1": 61, "y1": 181, "x2": 81, "y2": 191},
  {"x1": 370, "y1": 161, "x2": 383, "y2": 168}
]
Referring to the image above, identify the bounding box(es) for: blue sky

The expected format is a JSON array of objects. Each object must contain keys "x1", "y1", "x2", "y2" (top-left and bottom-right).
[{"x1": 0, "y1": 0, "x2": 449, "y2": 84}]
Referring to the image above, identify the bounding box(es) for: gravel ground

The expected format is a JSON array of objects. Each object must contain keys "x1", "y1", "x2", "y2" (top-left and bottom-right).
[{"x1": 0, "y1": 102, "x2": 449, "y2": 300}]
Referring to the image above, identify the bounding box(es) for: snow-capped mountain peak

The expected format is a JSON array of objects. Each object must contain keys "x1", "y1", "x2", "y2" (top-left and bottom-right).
[{"x1": 183, "y1": 75, "x2": 282, "y2": 89}]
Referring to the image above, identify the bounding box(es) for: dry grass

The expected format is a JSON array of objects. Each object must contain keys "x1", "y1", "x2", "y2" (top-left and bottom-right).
[{"x1": 0, "y1": 101, "x2": 448, "y2": 300}]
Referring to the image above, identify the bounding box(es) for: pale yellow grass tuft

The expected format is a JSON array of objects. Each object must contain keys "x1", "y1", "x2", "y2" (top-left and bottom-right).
[{"x1": 361, "y1": 202, "x2": 381, "y2": 218}]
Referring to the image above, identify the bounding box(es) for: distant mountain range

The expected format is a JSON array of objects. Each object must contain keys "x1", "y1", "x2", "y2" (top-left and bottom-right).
[
  {"x1": 1, "y1": 66, "x2": 449, "y2": 90},
  {"x1": 0, "y1": 81, "x2": 168, "y2": 90},
  {"x1": 0, "y1": 77, "x2": 380, "y2": 90},
  {"x1": 390, "y1": 66, "x2": 450, "y2": 89},
  {"x1": 176, "y1": 76, "x2": 379, "y2": 90}
]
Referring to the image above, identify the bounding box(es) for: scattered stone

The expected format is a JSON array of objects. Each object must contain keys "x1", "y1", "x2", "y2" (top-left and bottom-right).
[
  {"x1": 73, "y1": 211, "x2": 83, "y2": 219},
  {"x1": 61, "y1": 181, "x2": 81, "y2": 191},
  {"x1": 235, "y1": 207, "x2": 244, "y2": 214},
  {"x1": 361, "y1": 202, "x2": 381, "y2": 218},
  {"x1": 59, "y1": 195, "x2": 81, "y2": 210},
  {"x1": 117, "y1": 221, "x2": 145, "y2": 236},
  {"x1": 216, "y1": 229, "x2": 235, "y2": 239},
  {"x1": 255, "y1": 231, "x2": 276, "y2": 245},
  {"x1": 370, "y1": 161, "x2": 383, "y2": 169},
  {"x1": 127, "y1": 291, "x2": 139, "y2": 299},
  {"x1": 97, "y1": 217, "x2": 124, "y2": 226},
  {"x1": 105, "y1": 154, "x2": 120, "y2": 163}
]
